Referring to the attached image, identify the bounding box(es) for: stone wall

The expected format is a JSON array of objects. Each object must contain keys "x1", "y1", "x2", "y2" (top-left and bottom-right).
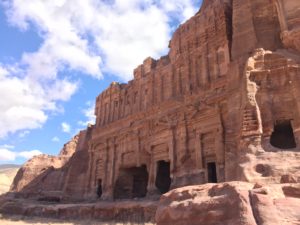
[
  {"x1": 10, "y1": 0, "x2": 300, "y2": 202},
  {"x1": 88, "y1": 0, "x2": 232, "y2": 200}
]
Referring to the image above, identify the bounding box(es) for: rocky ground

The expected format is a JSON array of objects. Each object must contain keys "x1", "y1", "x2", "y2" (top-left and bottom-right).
[
  {"x1": 0, "y1": 214, "x2": 155, "y2": 225},
  {"x1": 1, "y1": 182, "x2": 300, "y2": 225},
  {"x1": 0, "y1": 198, "x2": 158, "y2": 224},
  {"x1": 156, "y1": 182, "x2": 300, "y2": 225}
]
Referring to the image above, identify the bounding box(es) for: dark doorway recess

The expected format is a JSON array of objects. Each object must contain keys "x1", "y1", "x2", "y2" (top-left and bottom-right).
[
  {"x1": 207, "y1": 162, "x2": 218, "y2": 183},
  {"x1": 270, "y1": 120, "x2": 296, "y2": 149},
  {"x1": 155, "y1": 160, "x2": 171, "y2": 194},
  {"x1": 113, "y1": 165, "x2": 148, "y2": 199},
  {"x1": 97, "y1": 179, "x2": 102, "y2": 198}
]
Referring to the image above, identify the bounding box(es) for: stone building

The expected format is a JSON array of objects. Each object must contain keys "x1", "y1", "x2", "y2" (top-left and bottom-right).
[{"x1": 11, "y1": 0, "x2": 300, "y2": 202}]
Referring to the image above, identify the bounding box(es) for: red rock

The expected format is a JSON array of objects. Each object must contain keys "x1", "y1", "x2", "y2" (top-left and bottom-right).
[
  {"x1": 0, "y1": 199, "x2": 158, "y2": 223},
  {"x1": 10, "y1": 129, "x2": 91, "y2": 199},
  {"x1": 281, "y1": 174, "x2": 298, "y2": 184},
  {"x1": 156, "y1": 182, "x2": 300, "y2": 225},
  {"x1": 4, "y1": 0, "x2": 300, "y2": 224}
]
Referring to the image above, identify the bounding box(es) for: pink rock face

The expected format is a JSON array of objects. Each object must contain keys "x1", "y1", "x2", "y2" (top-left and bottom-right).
[
  {"x1": 0, "y1": 199, "x2": 158, "y2": 223},
  {"x1": 9, "y1": 129, "x2": 92, "y2": 200},
  {"x1": 7, "y1": 0, "x2": 300, "y2": 217},
  {"x1": 156, "y1": 182, "x2": 300, "y2": 225}
]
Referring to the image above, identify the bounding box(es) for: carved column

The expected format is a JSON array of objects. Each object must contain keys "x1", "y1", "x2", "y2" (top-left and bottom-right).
[
  {"x1": 109, "y1": 89, "x2": 113, "y2": 123},
  {"x1": 147, "y1": 146, "x2": 157, "y2": 195},
  {"x1": 178, "y1": 68, "x2": 183, "y2": 95},
  {"x1": 101, "y1": 143, "x2": 108, "y2": 198},
  {"x1": 151, "y1": 75, "x2": 155, "y2": 105},
  {"x1": 105, "y1": 102, "x2": 109, "y2": 125},
  {"x1": 89, "y1": 151, "x2": 96, "y2": 194},
  {"x1": 117, "y1": 93, "x2": 121, "y2": 120},
  {"x1": 195, "y1": 131, "x2": 203, "y2": 169},
  {"x1": 290, "y1": 71, "x2": 300, "y2": 146},
  {"x1": 195, "y1": 56, "x2": 200, "y2": 89},
  {"x1": 209, "y1": 52, "x2": 217, "y2": 81},
  {"x1": 110, "y1": 138, "x2": 116, "y2": 185},
  {"x1": 215, "y1": 127, "x2": 225, "y2": 182},
  {"x1": 215, "y1": 127, "x2": 224, "y2": 165},
  {"x1": 138, "y1": 82, "x2": 142, "y2": 112},
  {"x1": 160, "y1": 76, "x2": 164, "y2": 102},
  {"x1": 112, "y1": 98, "x2": 116, "y2": 122},
  {"x1": 205, "y1": 33, "x2": 211, "y2": 84},
  {"x1": 171, "y1": 66, "x2": 176, "y2": 97},
  {"x1": 85, "y1": 151, "x2": 97, "y2": 199},
  {"x1": 168, "y1": 127, "x2": 176, "y2": 174},
  {"x1": 136, "y1": 130, "x2": 141, "y2": 167},
  {"x1": 103, "y1": 139, "x2": 115, "y2": 200},
  {"x1": 274, "y1": 0, "x2": 288, "y2": 32},
  {"x1": 187, "y1": 55, "x2": 192, "y2": 93},
  {"x1": 98, "y1": 97, "x2": 103, "y2": 127}
]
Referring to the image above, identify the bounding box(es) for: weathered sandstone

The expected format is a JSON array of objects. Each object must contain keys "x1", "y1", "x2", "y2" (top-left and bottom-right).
[
  {"x1": 2, "y1": 0, "x2": 300, "y2": 224},
  {"x1": 10, "y1": 128, "x2": 92, "y2": 200},
  {"x1": 0, "y1": 199, "x2": 157, "y2": 223},
  {"x1": 156, "y1": 182, "x2": 300, "y2": 225}
]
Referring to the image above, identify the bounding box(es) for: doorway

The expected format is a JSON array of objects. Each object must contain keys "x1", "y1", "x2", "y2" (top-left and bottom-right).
[
  {"x1": 207, "y1": 162, "x2": 217, "y2": 183},
  {"x1": 97, "y1": 179, "x2": 102, "y2": 198},
  {"x1": 270, "y1": 120, "x2": 296, "y2": 149},
  {"x1": 155, "y1": 160, "x2": 171, "y2": 194},
  {"x1": 113, "y1": 165, "x2": 148, "y2": 199}
]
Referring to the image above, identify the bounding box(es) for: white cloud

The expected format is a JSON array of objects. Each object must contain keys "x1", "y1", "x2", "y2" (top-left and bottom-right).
[
  {"x1": 18, "y1": 150, "x2": 42, "y2": 159},
  {"x1": 51, "y1": 136, "x2": 60, "y2": 142},
  {"x1": 61, "y1": 122, "x2": 71, "y2": 133},
  {"x1": 0, "y1": 148, "x2": 16, "y2": 161},
  {"x1": 0, "y1": 65, "x2": 78, "y2": 138},
  {"x1": 18, "y1": 130, "x2": 30, "y2": 138},
  {"x1": 0, "y1": 144, "x2": 15, "y2": 149},
  {"x1": 78, "y1": 101, "x2": 96, "y2": 127},
  {"x1": 0, "y1": 0, "x2": 199, "y2": 138},
  {"x1": 0, "y1": 148, "x2": 42, "y2": 161},
  {"x1": 0, "y1": 66, "x2": 9, "y2": 77},
  {"x1": 3, "y1": 0, "x2": 199, "y2": 81}
]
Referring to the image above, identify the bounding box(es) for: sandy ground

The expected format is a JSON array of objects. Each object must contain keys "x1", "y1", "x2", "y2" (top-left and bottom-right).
[
  {"x1": 0, "y1": 167, "x2": 19, "y2": 195},
  {"x1": 0, "y1": 214, "x2": 155, "y2": 225}
]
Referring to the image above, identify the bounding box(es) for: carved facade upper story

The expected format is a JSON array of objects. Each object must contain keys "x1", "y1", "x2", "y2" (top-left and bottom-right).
[
  {"x1": 11, "y1": 0, "x2": 300, "y2": 201},
  {"x1": 94, "y1": 1, "x2": 231, "y2": 128}
]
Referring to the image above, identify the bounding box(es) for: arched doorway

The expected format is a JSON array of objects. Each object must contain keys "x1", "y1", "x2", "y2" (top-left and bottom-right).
[
  {"x1": 270, "y1": 120, "x2": 296, "y2": 149},
  {"x1": 155, "y1": 160, "x2": 171, "y2": 194}
]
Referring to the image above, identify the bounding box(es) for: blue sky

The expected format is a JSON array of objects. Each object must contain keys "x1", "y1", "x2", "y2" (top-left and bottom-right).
[{"x1": 0, "y1": 0, "x2": 202, "y2": 165}]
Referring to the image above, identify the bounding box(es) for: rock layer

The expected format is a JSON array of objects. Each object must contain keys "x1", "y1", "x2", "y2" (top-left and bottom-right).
[
  {"x1": 0, "y1": 199, "x2": 157, "y2": 223},
  {"x1": 5, "y1": 0, "x2": 300, "y2": 223},
  {"x1": 155, "y1": 182, "x2": 300, "y2": 225},
  {"x1": 10, "y1": 127, "x2": 93, "y2": 200}
]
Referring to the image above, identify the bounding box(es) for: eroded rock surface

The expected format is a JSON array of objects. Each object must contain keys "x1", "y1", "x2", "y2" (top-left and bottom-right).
[
  {"x1": 0, "y1": 199, "x2": 157, "y2": 223},
  {"x1": 3, "y1": 0, "x2": 300, "y2": 224},
  {"x1": 10, "y1": 128, "x2": 92, "y2": 200},
  {"x1": 156, "y1": 182, "x2": 300, "y2": 225}
]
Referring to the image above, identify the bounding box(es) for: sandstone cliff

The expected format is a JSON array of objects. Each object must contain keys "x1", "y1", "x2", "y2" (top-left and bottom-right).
[
  {"x1": 10, "y1": 127, "x2": 92, "y2": 201},
  {"x1": 3, "y1": 0, "x2": 300, "y2": 224}
]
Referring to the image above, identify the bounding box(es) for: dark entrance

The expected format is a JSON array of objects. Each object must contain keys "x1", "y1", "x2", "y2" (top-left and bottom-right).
[
  {"x1": 113, "y1": 165, "x2": 148, "y2": 199},
  {"x1": 155, "y1": 160, "x2": 171, "y2": 194},
  {"x1": 207, "y1": 162, "x2": 217, "y2": 183},
  {"x1": 97, "y1": 179, "x2": 102, "y2": 198},
  {"x1": 270, "y1": 120, "x2": 296, "y2": 149}
]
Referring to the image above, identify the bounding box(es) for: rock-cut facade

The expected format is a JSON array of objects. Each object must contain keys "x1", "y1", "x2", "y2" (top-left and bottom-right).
[{"x1": 10, "y1": 0, "x2": 300, "y2": 202}]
